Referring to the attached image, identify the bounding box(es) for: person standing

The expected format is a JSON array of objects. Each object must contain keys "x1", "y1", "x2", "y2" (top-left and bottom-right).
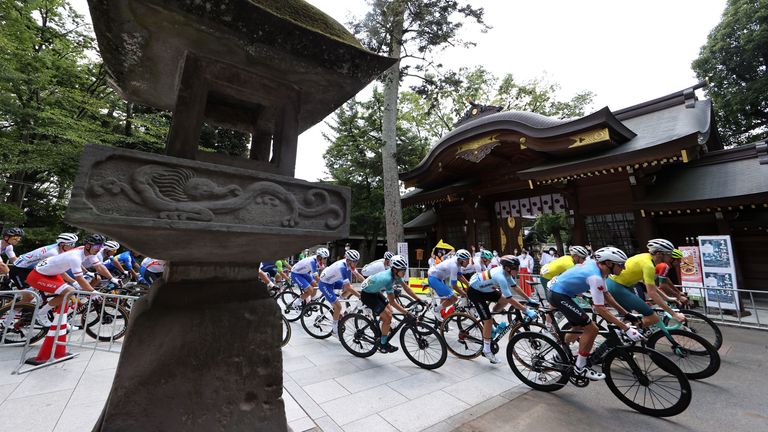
[{"x1": 517, "y1": 248, "x2": 535, "y2": 296}]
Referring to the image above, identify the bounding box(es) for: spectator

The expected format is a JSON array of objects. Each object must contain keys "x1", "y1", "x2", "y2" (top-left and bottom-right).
[{"x1": 540, "y1": 247, "x2": 557, "y2": 267}]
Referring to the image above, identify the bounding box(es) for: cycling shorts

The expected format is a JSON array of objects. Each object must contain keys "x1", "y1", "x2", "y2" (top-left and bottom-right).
[
  {"x1": 318, "y1": 280, "x2": 343, "y2": 303},
  {"x1": 290, "y1": 272, "x2": 314, "y2": 290},
  {"x1": 427, "y1": 276, "x2": 456, "y2": 298},
  {"x1": 361, "y1": 291, "x2": 389, "y2": 315},
  {"x1": 26, "y1": 270, "x2": 69, "y2": 295},
  {"x1": 606, "y1": 278, "x2": 654, "y2": 317},
  {"x1": 548, "y1": 291, "x2": 591, "y2": 326},
  {"x1": 468, "y1": 287, "x2": 501, "y2": 321},
  {"x1": 8, "y1": 266, "x2": 33, "y2": 290}
]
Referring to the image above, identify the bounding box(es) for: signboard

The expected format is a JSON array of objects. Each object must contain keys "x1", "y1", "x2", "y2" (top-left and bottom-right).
[
  {"x1": 397, "y1": 242, "x2": 409, "y2": 280},
  {"x1": 678, "y1": 246, "x2": 704, "y2": 300},
  {"x1": 698, "y1": 235, "x2": 740, "y2": 311}
]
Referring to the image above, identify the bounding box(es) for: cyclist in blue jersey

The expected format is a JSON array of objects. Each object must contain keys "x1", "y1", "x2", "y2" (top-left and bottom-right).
[
  {"x1": 104, "y1": 249, "x2": 141, "y2": 280},
  {"x1": 548, "y1": 247, "x2": 641, "y2": 380},
  {"x1": 360, "y1": 255, "x2": 424, "y2": 353},
  {"x1": 319, "y1": 249, "x2": 361, "y2": 336},
  {"x1": 467, "y1": 255, "x2": 539, "y2": 364},
  {"x1": 289, "y1": 248, "x2": 330, "y2": 309}
]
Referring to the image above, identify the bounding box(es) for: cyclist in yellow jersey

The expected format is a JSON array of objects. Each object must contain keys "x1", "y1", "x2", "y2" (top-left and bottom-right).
[
  {"x1": 606, "y1": 239, "x2": 686, "y2": 328},
  {"x1": 539, "y1": 246, "x2": 589, "y2": 290}
]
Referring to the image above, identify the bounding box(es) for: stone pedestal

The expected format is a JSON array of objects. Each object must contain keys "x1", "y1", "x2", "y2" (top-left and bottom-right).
[{"x1": 93, "y1": 266, "x2": 286, "y2": 432}]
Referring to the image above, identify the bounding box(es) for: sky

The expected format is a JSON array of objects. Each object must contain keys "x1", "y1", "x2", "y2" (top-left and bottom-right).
[{"x1": 70, "y1": 0, "x2": 727, "y2": 181}]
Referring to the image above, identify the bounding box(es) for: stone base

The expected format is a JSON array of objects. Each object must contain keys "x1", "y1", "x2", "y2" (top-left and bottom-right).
[{"x1": 93, "y1": 271, "x2": 286, "y2": 431}]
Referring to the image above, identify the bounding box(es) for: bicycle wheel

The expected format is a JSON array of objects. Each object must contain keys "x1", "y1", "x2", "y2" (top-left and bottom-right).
[
  {"x1": 83, "y1": 301, "x2": 130, "y2": 341},
  {"x1": 645, "y1": 329, "x2": 720, "y2": 379},
  {"x1": 506, "y1": 331, "x2": 569, "y2": 392},
  {"x1": 277, "y1": 291, "x2": 302, "y2": 322},
  {"x1": 440, "y1": 312, "x2": 483, "y2": 359},
  {"x1": 508, "y1": 320, "x2": 550, "y2": 337},
  {"x1": 0, "y1": 303, "x2": 47, "y2": 344},
  {"x1": 603, "y1": 346, "x2": 691, "y2": 417},
  {"x1": 338, "y1": 313, "x2": 379, "y2": 357},
  {"x1": 281, "y1": 315, "x2": 291, "y2": 347},
  {"x1": 300, "y1": 301, "x2": 334, "y2": 339},
  {"x1": 677, "y1": 310, "x2": 722, "y2": 350},
  {"x1": 400, "y1": 320, "x2": 447, "y2": 370}
]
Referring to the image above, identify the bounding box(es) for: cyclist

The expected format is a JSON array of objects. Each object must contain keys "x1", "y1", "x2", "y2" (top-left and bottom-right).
[
  {"x1": 427, "y1": 248, "x2": 471, "y2": 321},
  {"x1": 548, "y1": 247, "x2": 641, "y2": 380},
  {"x1": 360, "y1": 255, "x2": 423, "y2": 353},
  {"x1": 463, "y1": 249, "x2": 494, "y2": 277},
  {"x1": 606, "y1": 239, "x2": 686, "y2": 329},
  {"x1": 275, "y1": 258, "x2": 292, "y2": 285},
  {"x1": 539, "y1": 246, "x2": 589, "y2": 291},
  {"x1": 0, "y1": 227, "x2": 24, "y2": 274},
  {"x1": 24, "y1": 234, "x2": 106, "y2": 365},
  {"x1": 318, "y1": 249, "x2": 361, "y2": 337},
  {"x1": 139, "y1": 257, "x2": 165, "y2": 285},
  {"x1": 289, "y1": 248, "x2": 330, "y2": 308},
  {"x1": 656, "y1": 249, "x2": 688, "y2": 305},
  {"x1": 361, "y1": 251, "x2": 394, "y2": 277},
  {"x1": 8, "y1": 233, "x2": 79, "y2": 289},
  {"x1": 103, "y1": 249, "x2": 141, "y2": 281},
  {"x1": 467, "y1": 255, "x2": 539, "y2": 364}
]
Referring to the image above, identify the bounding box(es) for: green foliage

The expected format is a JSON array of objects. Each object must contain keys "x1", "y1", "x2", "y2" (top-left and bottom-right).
[
  {"x1": 692, "y1": 0, "x2": 768, "y2": 146},
  {"x1": 0, "y1": 203, "x2": 26, "y2": 225},
  {"x1": 532, "y1": 212, "x2": 571, "y2": 253}
]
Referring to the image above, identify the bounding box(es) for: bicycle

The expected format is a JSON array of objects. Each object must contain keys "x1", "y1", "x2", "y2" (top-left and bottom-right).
[
  {"x1": 338, "y1": 302, "x2": 448, "y2": 370},
  {"x1": 299, "y1": 294, "x2": 364, "y2": 339},
  {"x1": 281, "y1": 314, "x2": 291, "y2": 347},
  {"x1": 657, "y1": 306, "x2": 723, "y2": 350},
  {"x1": 507, "y1": 307, "x2": 691, "y2": 417}
]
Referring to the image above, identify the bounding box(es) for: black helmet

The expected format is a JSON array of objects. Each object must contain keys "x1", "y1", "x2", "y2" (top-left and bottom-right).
[
  {"x1": 499, "y1": 255, "x2": 520, "y2": 269},
  {"x1": 84, "y1": 234, "x2": 107, "y2": 245},
  {"x1": 2, "y1": 227, "x2": 24, "y2": 237}
]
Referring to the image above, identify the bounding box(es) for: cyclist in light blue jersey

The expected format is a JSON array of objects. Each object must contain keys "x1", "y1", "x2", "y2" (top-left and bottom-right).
[{"x1": 360, "y1": 255, "x2": 424, "y2": 353}]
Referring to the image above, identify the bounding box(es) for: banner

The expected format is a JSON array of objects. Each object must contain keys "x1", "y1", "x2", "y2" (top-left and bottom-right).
[
  {"x1": 397, "y1": 242, "x2": 409, "y2": 280},
  {"x1": 679, "y1": 246, "x2": 704, "y2": 300},
  {"x1": 698, "y1": 235, "x2": 740, "y2": 311}
]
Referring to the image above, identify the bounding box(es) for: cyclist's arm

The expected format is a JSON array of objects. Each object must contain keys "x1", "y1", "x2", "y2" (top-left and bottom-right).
[
  {"x1": 453, "y1": 275, "x2": 469, "y2": 296},
  {"x1": 387, "y1": 291, "x2": 409, "y2": 314},
  {"x1": 111, "y1": 259, "x2": 127, "y2": 273},
  {"x1": 94, "y1": 263, "x2": 114, "y2": 280},
  {"x1": 0, "y1": 261, "x2": 8, "y2": 274},
  {"x1": 74, "y1": 275, "x2": 96, "y2": 292},
  {"x1": 588, "y1": 277, "x2": 629, "y2": 331},
  {"x1": 62, "y1": 273, "x2": 76, "y2": 284},
  {"x1": 400, "y1": 281, "x2": 421, "y2": 303}
]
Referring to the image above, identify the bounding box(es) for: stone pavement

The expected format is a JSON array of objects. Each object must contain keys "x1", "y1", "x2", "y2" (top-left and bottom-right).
[{"x1": 0, "y1": 318, "x2": 530, "y2": 432}]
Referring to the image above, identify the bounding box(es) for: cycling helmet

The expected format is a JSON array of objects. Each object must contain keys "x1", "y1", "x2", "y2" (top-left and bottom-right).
[
  {"x1": 84, "y1": 234, "x2": 106, "y2": 245},
  {"x1": 594, "y1": 247, "x2": 628, "y2": 264},
  {"x1": 569, "y1": 246, "x2": 589, "y2": 258},
  {"x1": 104, "y1": 240, "x2": 120, "y2": 251},
  {"x1": 345, "y1": 249, "x2": 360, "y2": 261},
  {"x1": 2, "y1": 227, "x2": 24, "y2": 237},
  {"x1": 671, "y1": 249, "x2": 684, "y2": 259},
  {"x1": 499, "y1": 255, "x2": 520, "y2": 269},
  {"x1": 647, "y1": 238, "x2": 675, "y2": 254},
  {"x1": 315, "y1": 247, "x2": 330, "y2": 259},
  {"x1": 455, "y1": 249, "x2": 471, "y2": 261},
  {"x1": 390, "y1": 255, "x2": 408, "y2": 270},
  {"x1": 480, "y1": 250, "x2": 494, "y2": 260},
  {"x1": 383, "y1": 251, "x2": 394, "y2": 260},
  {"x1": 56, "y1": 233, "x2": 78, "y2": 245}
]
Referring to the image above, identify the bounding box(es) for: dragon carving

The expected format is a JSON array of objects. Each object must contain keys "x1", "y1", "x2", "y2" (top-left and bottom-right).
[{"x1": 89, "y1": 165, "x2": 344, "y2": 229}]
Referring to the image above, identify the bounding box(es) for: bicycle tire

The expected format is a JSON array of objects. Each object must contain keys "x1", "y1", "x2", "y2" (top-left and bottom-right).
[
  {"x1": 400, "y1": 320, "x2": 447, "y2": 370},
  {"x1": 645, "y1": 329, "x2": 720, "y2": 379},
  {"x1": 602, "y1": 345, "x2": 691, "y2": 417},
  {"x1": 338, "y1": 313, "x2": 379, "y2": 357},
  {"x1": 677, "y1": 310, "x2": 722, "y2": 350},
  {"x1": 281, "y1": 315, "x2": 291, "y2": 347},
  {"x1": 508, "y1": 320, "x2": 550, "y2": 337},
  {"x1": 83, "y1": 301, "x2": 130, "y2": 341},
  {"x1": 0, "y1": 302, "x2": 47, "y2": 344},
  {"x1": 277, "y1": 291, "x2": 302, "y2": 322},
  {"x1": 300, "y1": 301, "x2": 334, "y2": 339},
  {"x1": 506, "y1": 331, "x2": 569, "y2": 392},
  {"x1": 440, "y1": 312, "x2": 483, "y2": 359}
]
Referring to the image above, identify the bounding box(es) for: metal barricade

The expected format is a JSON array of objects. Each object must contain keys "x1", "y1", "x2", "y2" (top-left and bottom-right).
[
  {"x1": 678, "y1": 284, "x2": 767, "y2": 331},
  {"x1": 13, "y1": 289, "x2": 139, "y2": 374},
  {"x1": 1, "y1": 289, "x2": 45, "y2": 365}
]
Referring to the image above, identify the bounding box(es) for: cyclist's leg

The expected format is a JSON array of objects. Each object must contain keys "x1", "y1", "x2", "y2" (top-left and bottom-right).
[
  {"x1": 291, "y1": 273, "x2": 313, "y2": 303},
  {"x1": 25, "y1": 271, "x2": 75, "y2": 362},
  {"x1": 318, "y1": 281, "x2": 342, "y2": 334},
  {"x1": 428, "y1": 276, "x2": 456, "y2": 315},
  {"x1": 468, "y1": 287, "x2": 501, "y2": 362},
  {"x1": 606, "y1": 278, "x2": 657, "y2": 327}
]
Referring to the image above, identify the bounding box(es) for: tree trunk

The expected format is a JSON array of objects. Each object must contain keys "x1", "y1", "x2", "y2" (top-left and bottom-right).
[
  {"x1": 381, "y1": 0, "x2": 406, "y2": 252},
  {"x1": 553, "y1": 229, "x2": 564, "y2": 256},
  {"x1": 125, "y1": 101, "x2": 134, "y2": 136}
]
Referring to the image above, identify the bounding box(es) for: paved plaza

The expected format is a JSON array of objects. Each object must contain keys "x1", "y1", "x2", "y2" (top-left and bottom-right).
[{"x1": 1, "y1": 321, "x2": 765, "y2": 432}]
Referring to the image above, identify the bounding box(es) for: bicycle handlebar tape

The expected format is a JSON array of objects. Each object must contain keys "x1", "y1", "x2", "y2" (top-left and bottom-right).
[{"x1": 72, "y1": 1, "x2": 394, "y2": 431}]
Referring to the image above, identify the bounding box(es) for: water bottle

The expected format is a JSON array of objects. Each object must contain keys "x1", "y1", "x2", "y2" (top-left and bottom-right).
[
  {"x1": 491, "y1": 323, "x2": 499, "y2": 339},
  {"x1": 496, "y1": 321, "x2": 508, "y2": 337}
]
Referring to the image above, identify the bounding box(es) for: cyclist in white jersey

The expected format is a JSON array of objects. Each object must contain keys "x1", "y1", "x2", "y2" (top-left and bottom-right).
[
  {"x1": 6, "y1": 232, "x2": 78, "y2": 292},
  {"x1": 319, "y1": 249, "x2": 361, "y2": 336},
  {"x1": 427, "y1": 249, "x2": 471, "y2": 321},
  {"x1": 0, "y1": 227, "x2": 24, "y2": 274},
  {"x1": 361, "y1": 251, "x2": 394, "y2": 277},
  {"x1": 289, "y1": 248, "x2": 330, "y2": 308}
]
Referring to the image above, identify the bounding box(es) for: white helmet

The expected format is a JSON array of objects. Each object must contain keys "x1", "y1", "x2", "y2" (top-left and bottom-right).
[
  {"x1": 647, "y1": 238, "x2": 675, "y2": 254},
  {"x1": 569, "y1": 246, "x2": 589, "y2": 258},
  {"x1": 594, "y1": 247, "x2": 628, "y2": 264},
  {"x1": 315, "y1": 247, "x2": 330, "y2": 259},
  {"x1": 345, "y1": 249, "x2": 360, "y2": 261},
  {"x1": 390, "y1": 254, "x2": 408, "y2": 270},
  {"x1": 383, "y1": 251, "x2": 394, "y2": 260},
  {"x1": 456, "y1": 249, "x2": 471, "y2": 261},
  {"x1": 56, "y1": 233, "x2": 78, "y2": 245},
  {"x1": 104, "y1": 240, "x2": 120, "y2": 251}
]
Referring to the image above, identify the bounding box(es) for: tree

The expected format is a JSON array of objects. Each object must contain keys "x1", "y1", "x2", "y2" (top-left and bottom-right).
[
  {"x1": 692, "y1": 0, "x2": 768, "y2": 146},
  {"x1": 532, "y1": 212, "x2": 571, "y2": 255},
  {"x1": 323, "y1": 88, "x2": 429, "y2": 260},
  {"x1": 352, "y1": 0, "x2": 488, "y2": 251}
]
